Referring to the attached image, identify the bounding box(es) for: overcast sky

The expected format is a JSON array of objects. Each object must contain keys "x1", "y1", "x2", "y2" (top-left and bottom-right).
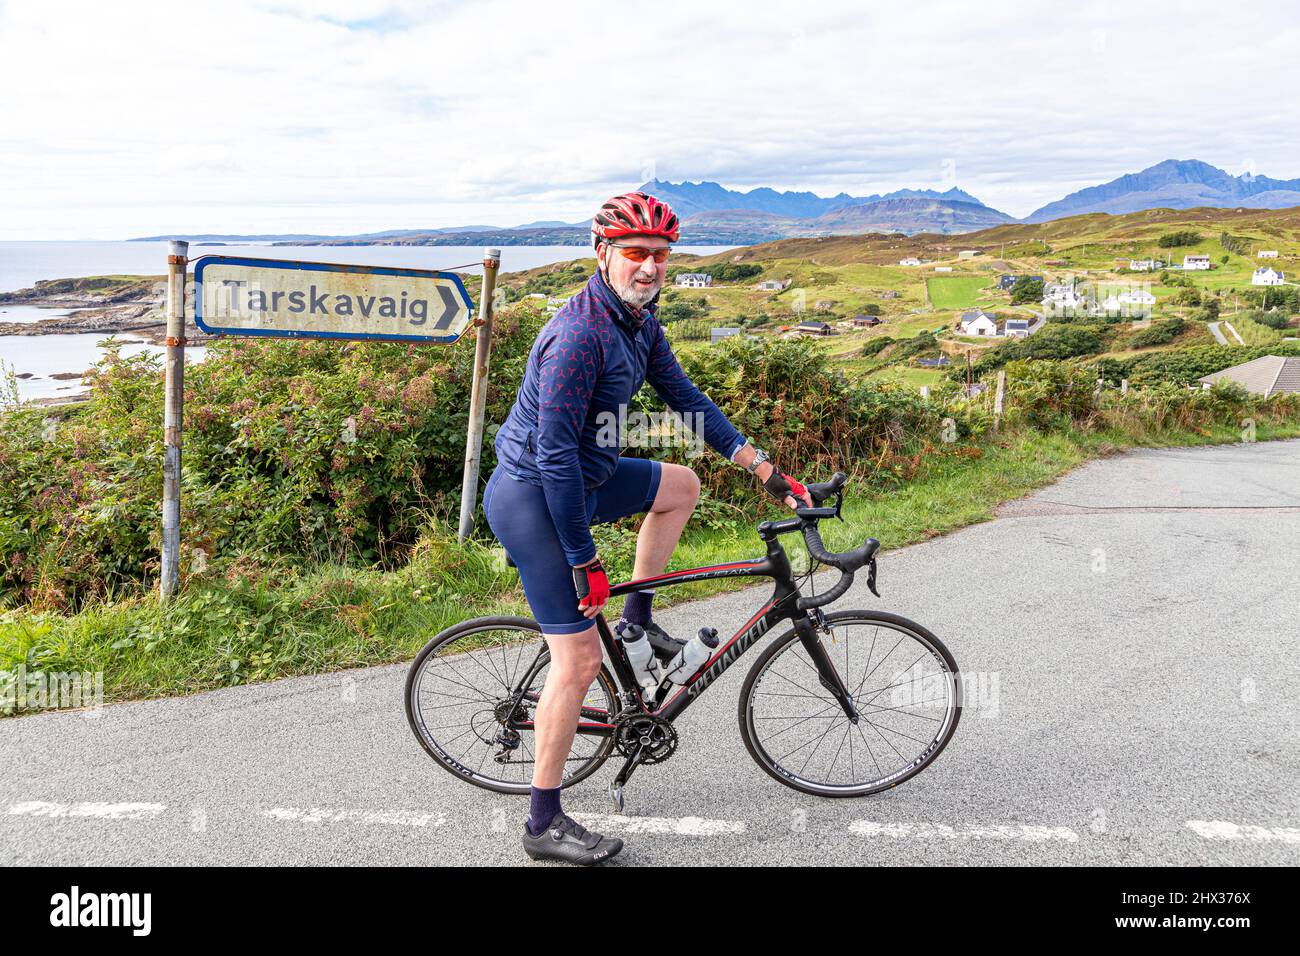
[{"x1": 2, "y1": 0, "x2": 1298, "y2": 239}]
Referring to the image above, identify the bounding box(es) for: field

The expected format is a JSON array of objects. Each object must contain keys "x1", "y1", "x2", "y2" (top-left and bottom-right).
[{"x1": 926, "y1": 275, "x2": 995, "y2": 309}]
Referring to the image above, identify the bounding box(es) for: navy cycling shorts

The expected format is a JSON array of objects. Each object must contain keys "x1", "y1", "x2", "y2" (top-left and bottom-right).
[{"x1": 483, "y1": 457, "x2": 662, "y2": 634}]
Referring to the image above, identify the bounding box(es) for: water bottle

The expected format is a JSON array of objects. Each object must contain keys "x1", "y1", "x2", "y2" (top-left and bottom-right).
[
  {"x1": 618, "y1": 624, "x2": 662, "y2": 698},
  {"x1": 662, "y1": 627, "x2": 720, "y2": 685}
]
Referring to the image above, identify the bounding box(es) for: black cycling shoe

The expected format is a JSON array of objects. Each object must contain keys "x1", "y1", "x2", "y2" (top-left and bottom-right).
[
  {"x1": 617, "y1": 618, "x2": 685, "y2": 663},
  {"x1": 522, "y1": 812, "x2": 624, "y2": 866}
]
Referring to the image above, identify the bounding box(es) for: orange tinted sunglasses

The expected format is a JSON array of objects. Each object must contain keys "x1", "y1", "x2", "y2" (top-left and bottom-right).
[{"x1": 607, "y1": 242, "x2": 670, "y2": 264}]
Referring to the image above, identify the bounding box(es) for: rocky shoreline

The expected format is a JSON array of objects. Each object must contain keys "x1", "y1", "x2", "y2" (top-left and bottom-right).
[
  {"x1": 1, "y1": 274, "x2": 213, "y2": 407},
  {"x1": 0, "y1": 274, "x2": 214, "y2": 343}
]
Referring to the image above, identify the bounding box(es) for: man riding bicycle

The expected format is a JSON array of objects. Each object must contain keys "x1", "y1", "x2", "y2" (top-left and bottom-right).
[{"x1": 484, "y1": 191, "x2": 811, "y2": 865}]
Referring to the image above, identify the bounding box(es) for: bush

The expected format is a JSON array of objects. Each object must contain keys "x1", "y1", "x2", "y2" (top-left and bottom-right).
[
  {"x1": 1243, "y1": 308, "x2": 1289, "y2": 330},
  {"x1": 1129, "y1": 318, "x2": 1185, "y2": 349},
  {"x1": 962, "y1": 324, "x2": 1106, "y2": 379},
  {"x1": 860, "y1": 336, "x2": 893, "y2": 357},
  {"x1": 1157, "y1": 231, "x2": 1202, "y2": 248},
  {"x1": 1009, "y1": 277, "x2": 1045, "y2": 305},
  {"x1": 657, "y1": 298, "x2": 708, "y2": 323}
]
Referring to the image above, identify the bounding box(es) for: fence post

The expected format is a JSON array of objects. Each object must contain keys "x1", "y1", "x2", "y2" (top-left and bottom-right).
[
  {"x1": 457, "y1": 247, "x2": 502, "y2": 542},
  {"x1": 1121, "y1": 378, "x2": 1129, "y2": 395},
  {"x1": 993, "y1": 369, "x2": 1006, "y2": 431},
  {"x1": 160, "y1": 239, "x2": 188, "y2": 601}
]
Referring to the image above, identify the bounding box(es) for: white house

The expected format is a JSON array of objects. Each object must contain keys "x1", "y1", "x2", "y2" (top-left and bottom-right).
[
  {"x1": 675, "y1": 273, "x2": 713, "y2": 288},
  {"x1": 1258, "y1": 250, "x2": 1279, "y2": 258},
  {"x1": 1100, "y1": 294, "x2": 1124, "y2": 314},
  {"x1": 1184, "y1": 254, "x2": 1212, "y2": 270},
  {"x1": 1043, "y1": 283, "x2": 1081, "y2": 312},
  {"x1": 1129, "y1": 259, "x2": 1157, "y2": 272},
  {"x1": 1003, "y1": 318, "x2": 1031, "y2": 339},
  {"x1": 756, "y1": 279, "x2": 788, "y2": 291},
  {"x1": 1119, "y1": 289, "x2": 1156, "y2": 305},
  {"x1": 898, "y1": 257, "x2": 922, "y2": 267},
  {"x1": 934, "y1": 266, "x2": 953, "y2": 273},
  {"x1": 959, "y1": 309, "x2": 998, "y2": 336},
  {"x1": 1252, "y1": 267, "x2": 1286, "y2": 286}
]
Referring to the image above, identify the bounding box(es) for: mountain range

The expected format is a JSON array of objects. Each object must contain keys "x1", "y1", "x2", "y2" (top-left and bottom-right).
[
  {"x1": 131, "y1": 160, "x2": 1300, "y2": 245},
  {"x1": 1023, "y1": 159, "x2": 1300, "y2": 222}
]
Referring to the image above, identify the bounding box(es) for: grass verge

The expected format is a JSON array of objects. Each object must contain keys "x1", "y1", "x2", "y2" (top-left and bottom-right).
[{"x1": 3, "y1": 422, "x2": 1299, "y2": 713}]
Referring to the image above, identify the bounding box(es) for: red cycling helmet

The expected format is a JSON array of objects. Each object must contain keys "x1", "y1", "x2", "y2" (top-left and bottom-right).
[{"x1": 591, "y1": 191, "x2": 680, "y2": 248}]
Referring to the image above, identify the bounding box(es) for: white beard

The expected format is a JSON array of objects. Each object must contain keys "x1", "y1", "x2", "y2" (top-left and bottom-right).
[{"x1": 610, "y1": 271, "x2": 661, "y2": 309}]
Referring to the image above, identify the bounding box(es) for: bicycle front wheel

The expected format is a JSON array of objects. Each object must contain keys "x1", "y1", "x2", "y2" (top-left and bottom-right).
[
  {"x1": 738, "y1": 610, "x2": 961, "y2": 797},
  {"x1": 405, "y1": 616, "x2": 618, "y2": 795}
]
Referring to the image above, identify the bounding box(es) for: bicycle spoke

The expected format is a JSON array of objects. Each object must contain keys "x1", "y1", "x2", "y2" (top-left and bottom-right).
[
  {"x1": 746, "y1": 614, "x2": 957, "y2": 792},
  {"x1": 408, "y1": 624, "x2": 616, "y2": 791}
]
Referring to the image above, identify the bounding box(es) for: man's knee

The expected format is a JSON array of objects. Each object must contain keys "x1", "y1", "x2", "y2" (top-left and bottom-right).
[
  {"x1": 655, "y1": 463, "x2": 700, "y2": 512},
  {"x1": 545, "y1": 630, "x2": 603, "y2": 685}
]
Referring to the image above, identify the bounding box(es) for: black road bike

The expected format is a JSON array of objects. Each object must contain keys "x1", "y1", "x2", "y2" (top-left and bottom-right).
[{"x1": 405, "y1": 473, "x2": 961, "y2": 810}]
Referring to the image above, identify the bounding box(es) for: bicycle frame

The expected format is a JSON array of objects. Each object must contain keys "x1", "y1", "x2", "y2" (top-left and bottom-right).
[{"x1": 510, "y1": 522, "x2": 859, "y2": 736}]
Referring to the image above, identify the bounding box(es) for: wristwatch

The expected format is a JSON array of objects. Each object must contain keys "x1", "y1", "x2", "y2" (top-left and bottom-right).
[{"x1": 744, "y1": 447, "x2": 771, "y2": 475}]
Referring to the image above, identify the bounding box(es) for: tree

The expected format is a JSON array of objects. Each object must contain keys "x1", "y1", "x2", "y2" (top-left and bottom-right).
[{"x1": 1010, "y1": 276, "x2": 1045, "y2": 305}]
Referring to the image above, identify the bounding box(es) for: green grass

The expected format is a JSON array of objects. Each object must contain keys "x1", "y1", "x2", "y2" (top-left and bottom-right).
[
  {"x1": 926, "y1": 275, "x2": 994, "y2": 309},
  {"x1": 6, "y1": 418, "x2": 1300, "y2": 713}
]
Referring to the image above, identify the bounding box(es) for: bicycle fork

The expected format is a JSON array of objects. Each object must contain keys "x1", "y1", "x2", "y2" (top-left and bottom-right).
[{"x1": 796, "y1": 614, "x2": 860, "y2": 722}]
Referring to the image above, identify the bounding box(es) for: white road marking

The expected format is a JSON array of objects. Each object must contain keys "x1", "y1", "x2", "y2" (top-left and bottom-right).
[
  {"x1": 6, "y1": 801, "x2": 166, "y2": 820},
  {"x1": 1186, "y1": 820, "x2": 1300, "y2": 844},
  {"x1": 263, "y1": 807, "x2": 446, "y2": 828},
  {"x1": 573, "y1": 813, "x2": 746, "y2": 836},
  {"x1": 850, "y1": 820, "x2": 1079, "y2": 842}
]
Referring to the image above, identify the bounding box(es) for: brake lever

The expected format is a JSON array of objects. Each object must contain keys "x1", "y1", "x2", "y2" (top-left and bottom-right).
[
  {"x1": 866, "y1": 557, "x2": 880, "y2": 597},
  {"x1": 835, "y1": 490, "x2": 845, "y2": 522}
]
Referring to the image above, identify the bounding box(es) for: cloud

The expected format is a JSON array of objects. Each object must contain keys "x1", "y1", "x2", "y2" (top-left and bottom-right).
[{"x1": 1, "y1": 0, "x2": 1298, "y2": 237}]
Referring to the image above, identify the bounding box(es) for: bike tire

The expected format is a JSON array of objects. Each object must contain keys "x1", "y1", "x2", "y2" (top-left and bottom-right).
[
  {"x1": 405, "y1": 615, "x2": 619, "y2": 795},
  {"x1": 738, "y1": 610, "x2": 961, "y2": 797}
]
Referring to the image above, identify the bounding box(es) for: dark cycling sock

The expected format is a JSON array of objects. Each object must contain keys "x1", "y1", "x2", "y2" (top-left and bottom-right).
[
  {"x1": 527, "y1": 785, "x2": 563, "y2": 836},
  {"x1": 623, "y1": 589, "x2": 655, "y2": 628}
]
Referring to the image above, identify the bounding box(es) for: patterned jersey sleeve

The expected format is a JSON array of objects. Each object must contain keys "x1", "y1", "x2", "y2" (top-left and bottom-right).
[
  {"x1": 644, "y1": 318, "x2": 746, "y2": 459},
  {"x1": 534, "y1": 322, "x2": 605, "y2": 566}
]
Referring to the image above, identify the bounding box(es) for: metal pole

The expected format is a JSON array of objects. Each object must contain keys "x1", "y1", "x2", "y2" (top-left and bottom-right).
[
  {"x1": 160, "y1": 239, "x2": 188, "y2": 600},
  {"x1": 993, "y1": 369, "x2": 1006, "y2": 431},
  {"x1": 457, "y1": 247, "x2": 502, "y2": 542}
]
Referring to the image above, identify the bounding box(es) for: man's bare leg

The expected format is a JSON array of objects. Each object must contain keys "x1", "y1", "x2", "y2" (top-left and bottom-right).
[
  {"x1": 632, "y1": 463, "x2": 700, "y2": 579},
  {"x1": 531, "y1": 626, "x2": 602, "y2": 789}
]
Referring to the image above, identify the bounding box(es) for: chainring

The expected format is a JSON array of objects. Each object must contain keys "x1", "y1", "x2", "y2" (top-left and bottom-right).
[{"x1": 612, "y1": 711, "x2": 678, "y2": 764}]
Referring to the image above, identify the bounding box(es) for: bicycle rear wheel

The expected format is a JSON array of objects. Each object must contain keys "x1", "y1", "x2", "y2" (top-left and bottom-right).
[
  {"x1": 738, "y1": 610, "x2": 961, "y2": 797},
  {"x1": 405, "y1": 616, "x2": 618, "y2": 795}
]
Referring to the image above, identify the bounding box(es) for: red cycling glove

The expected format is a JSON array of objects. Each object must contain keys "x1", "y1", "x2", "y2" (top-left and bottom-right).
[
  {"x1": 573, "y1": 558, "x2": 611, "y2": 610},
  {"x1": 762, "y1": 469, "x2": 808, "y2": 504}
]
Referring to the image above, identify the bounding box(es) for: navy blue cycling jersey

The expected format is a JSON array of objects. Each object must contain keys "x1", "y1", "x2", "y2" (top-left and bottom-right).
[{"x1": 493, "y1": 269, "x2": 746, "y2": 566}]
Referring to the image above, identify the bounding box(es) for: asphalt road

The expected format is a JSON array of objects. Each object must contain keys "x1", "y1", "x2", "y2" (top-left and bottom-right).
[{"x1": 4, "y1": 439, "x2": 1299, "y2": 866}]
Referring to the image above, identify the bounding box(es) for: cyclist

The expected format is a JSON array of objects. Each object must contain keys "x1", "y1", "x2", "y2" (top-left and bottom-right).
[{"x1": 484, "y1": 191, "x2": 811, "y2": 865}]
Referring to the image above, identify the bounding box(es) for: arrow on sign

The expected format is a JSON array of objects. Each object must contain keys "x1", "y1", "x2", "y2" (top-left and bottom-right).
[{"x1": 432, "y1": 285, "x2": 465, "y2": 331}]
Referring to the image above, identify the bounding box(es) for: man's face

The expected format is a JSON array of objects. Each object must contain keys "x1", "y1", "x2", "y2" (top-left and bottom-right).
[{"x1": 598, "y1": 233, "x2": 669, "y2": 309}]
